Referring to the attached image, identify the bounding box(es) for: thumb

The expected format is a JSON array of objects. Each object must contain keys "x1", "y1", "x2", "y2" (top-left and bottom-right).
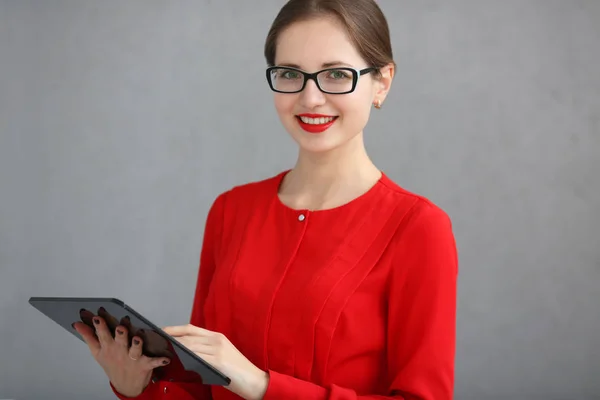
[{"x1": 149, "y1": 357, "x2": 171, "y2": 369}]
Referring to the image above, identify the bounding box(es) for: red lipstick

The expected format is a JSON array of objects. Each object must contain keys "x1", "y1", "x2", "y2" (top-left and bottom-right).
[{"x1": 296, "y1": 113, "x2": 338, "y2": 134}]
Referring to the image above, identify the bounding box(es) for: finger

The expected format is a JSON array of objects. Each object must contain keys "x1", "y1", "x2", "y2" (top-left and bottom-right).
[
  {"x1": 114, "y1": 325, "x2": 129, "y2": 348},
  {"x1": 175, "y1": 334, "x2": 214, "y2": 347},
  {"x1": 148, "y1": 356, "x2": 171, "y2": 369},
  {"x1": 179, "y1": 339, "x2": 216, "y2": 356},
  {"x1": 79, "y1": 309, "x2": 98, "y2": 340},
  {"x1": 175, "y1": 335, "x2": 217, "y2": 355},
  {"x1": 119, "y1": 315, "x2": 133, "y2": 331},
  {"x1": 119, "y1": 316, "x2": 135, "y2": 345},
  {"x1": 79, "y1": 308, "x2": 95, "y2": 327},
  {"x1": 128, "y1": 335, "x2": 144, "y2": 361},
  {"x1": 92, "y1": 316, "x2": 113, "y2": 346},
  {"x1": 97, "y1": 307, "x2": 120, "y2": 337},
  {"x1": 163, "y1": 324, "x2": 209, "y2": 337},
  {"x1": 72, "y1": 321, "x2": 101, "y2": 354},
  {"x1": 136, "y1": 329, "x2": 148, "y2": 344},
  {"x1": 162, "y1": 325, "x2": 191, "y2": 337}
]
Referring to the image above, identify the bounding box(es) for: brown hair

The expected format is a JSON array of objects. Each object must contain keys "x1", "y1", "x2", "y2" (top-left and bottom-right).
[{"x1": 264, "y1": 0, "x2": 395, "y2": 75}]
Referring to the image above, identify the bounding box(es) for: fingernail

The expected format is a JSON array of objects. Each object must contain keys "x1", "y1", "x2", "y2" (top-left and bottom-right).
[
  {"x1": 162, "y1": 360, "x2": 169, "y2": 365},
  {"x1": 93, "y1": 318, "x2": 100, "y2": 325},
  {"x1": 116, "y1": 329, "x2": 123, "y2": 335},
  {"x1": 133, "y1": 339, "x2": 140, "y2": 345},
  {"x1": 71, "y1": 323, "x2": 76, "y2": 329}
]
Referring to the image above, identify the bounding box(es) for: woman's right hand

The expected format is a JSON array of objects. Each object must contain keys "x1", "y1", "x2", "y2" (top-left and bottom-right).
[{"x1": 73, "y1": 315, "x2": 171, "y2": 398}]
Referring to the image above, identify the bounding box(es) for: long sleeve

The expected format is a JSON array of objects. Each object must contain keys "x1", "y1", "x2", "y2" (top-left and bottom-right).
[
  {"x1": 261, "y1": 201, "x2": 458, "y2": 400},
  {"x1": 111, "y1": 192, "x2": 227, "y2": 400}
]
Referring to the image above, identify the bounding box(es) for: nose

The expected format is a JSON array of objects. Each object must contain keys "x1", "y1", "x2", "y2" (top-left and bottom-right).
[{"x1": 298, "y1": 78, "x2": 326, "y2": 109}]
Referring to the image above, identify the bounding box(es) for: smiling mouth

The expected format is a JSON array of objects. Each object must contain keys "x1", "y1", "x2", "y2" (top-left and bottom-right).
[
  {"x1": 297, "y1": 115, "x2": 337, "y2": 125},
  {"x1": 295, "y1": 115, "x2": 339, "y2": 134}
]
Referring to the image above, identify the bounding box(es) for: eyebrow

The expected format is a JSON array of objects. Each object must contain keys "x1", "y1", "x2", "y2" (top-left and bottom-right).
[{"x1": 277, "y1": 61, "x2": 353, "y2": 69}]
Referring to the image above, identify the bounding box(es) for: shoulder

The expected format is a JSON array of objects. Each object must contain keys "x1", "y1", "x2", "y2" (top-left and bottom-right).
[
  {"x1": 379, "y1": 174, "x2": 458, "y2": 274},
  {"x1": 208, "y1": 170, "x2": 286, "y2": 212},
  {"x1": 229, "y1": 170, "x2": 285, "y2": 199},
  {"x1": 378, "y1": 173, "x2": 453, "y2": 232}
]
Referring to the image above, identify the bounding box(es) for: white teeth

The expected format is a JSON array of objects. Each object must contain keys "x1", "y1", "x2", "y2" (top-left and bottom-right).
[{"x1": 299, "y1": 116, "x2": 335, "y2": 125}]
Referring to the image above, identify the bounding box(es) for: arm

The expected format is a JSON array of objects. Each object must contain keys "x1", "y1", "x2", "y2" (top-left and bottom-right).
[
  {"x1": 261, "y1": 202, "x2": 458, "y2": 400},
  {"x1": 111, "y1": 192, "x2": 227, "y2": 400}
]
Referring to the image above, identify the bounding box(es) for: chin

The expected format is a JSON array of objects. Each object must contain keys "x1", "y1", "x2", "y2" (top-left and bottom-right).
[
  {"x1": 290, "y1": 132, "x2": 349, "y2": 154},
  {"x1": 298, "y1": 142, "x2": 339, "y2": 154},
  {"x1": 282, "y1": 117, "x2": 363, "y2": 154}
]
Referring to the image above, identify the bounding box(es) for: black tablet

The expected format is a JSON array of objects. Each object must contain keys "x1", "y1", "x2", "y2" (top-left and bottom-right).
[{"x1": 28, "y1": 296, "x2": 230, "y2": 386}]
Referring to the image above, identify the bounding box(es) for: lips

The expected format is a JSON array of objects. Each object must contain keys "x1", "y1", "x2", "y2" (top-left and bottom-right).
[{"x1": 296, "y1": 114, "x2": 338, "y2": 134}]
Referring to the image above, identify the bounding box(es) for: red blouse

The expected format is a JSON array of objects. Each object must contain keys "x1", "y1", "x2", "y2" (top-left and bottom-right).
[{"x1": 112, "y1": 170, "x2": 458, "y2": 399}]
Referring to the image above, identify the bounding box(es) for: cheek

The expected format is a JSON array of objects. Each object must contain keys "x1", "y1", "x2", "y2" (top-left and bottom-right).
[
  {"x1": 332, "y1": 97, "x2": 372, "y2": 135},
  {"x1": 274, "y1": 94, "x2": 296, "y2": 116},
  {"x1": 338, "y1": 94, "x2": 372, "y2": 121},
  {"x1": 342, "y1": 80, "x2": 374, "y2": 109}
]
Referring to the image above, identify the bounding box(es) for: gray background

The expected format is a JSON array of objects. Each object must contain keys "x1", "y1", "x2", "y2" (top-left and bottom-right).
[{"x1": 1, "y1": 1, "x2": 598, "y2": 399}]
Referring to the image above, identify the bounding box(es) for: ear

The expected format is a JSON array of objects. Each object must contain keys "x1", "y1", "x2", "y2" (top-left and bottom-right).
[{"x1": 373, "y1": 63, "x2": 395, "y2": 106}]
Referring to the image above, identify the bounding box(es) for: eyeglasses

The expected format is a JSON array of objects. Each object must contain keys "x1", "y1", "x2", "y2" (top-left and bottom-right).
[{"x1": 266, "y1": 66, "x2": 377, "y2": 94}]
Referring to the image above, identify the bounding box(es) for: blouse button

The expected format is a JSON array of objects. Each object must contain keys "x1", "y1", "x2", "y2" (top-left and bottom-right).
[
  {"x1": 163, "y1": 386, "x2": 168, "y2": 393},
  {"x1": 298, "y1": 214, "x2": 306, "y2": 221}
]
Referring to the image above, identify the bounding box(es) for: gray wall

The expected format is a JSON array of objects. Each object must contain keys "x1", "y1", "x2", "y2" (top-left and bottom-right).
[{"x1": 1, "y1": 1, "x2": 598, "y2": 399}]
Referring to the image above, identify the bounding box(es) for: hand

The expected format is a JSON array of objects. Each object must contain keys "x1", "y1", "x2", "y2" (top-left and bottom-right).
[
  {"x1": 73, "y1": 314, "x2": 171, "y2": 397},
  {"x1": 163, "y1": 324, "x2": 269, "y2": 400}
]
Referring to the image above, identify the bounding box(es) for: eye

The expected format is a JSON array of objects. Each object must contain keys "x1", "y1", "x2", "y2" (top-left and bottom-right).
[
  {"x1": 280, "y1": 70, "x2": 301, "y2": 80},
  {"x1": 327, "y1": 69, "x2": 351, "y2": 80}
]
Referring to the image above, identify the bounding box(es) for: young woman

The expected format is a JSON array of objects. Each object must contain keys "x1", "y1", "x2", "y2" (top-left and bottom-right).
[{"x1": 74, "y1": 1, "x2": 458, "y2": 399}]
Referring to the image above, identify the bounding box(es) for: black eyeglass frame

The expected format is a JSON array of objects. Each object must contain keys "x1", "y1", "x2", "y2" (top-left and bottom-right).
[{"x1": 265, "y1": 66, "x2": 378, "y2": 94}]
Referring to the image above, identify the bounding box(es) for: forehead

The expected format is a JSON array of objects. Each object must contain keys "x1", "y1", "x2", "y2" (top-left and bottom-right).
[{"x1": 274, "y1": 16, "x2": 365, "y2": 70}]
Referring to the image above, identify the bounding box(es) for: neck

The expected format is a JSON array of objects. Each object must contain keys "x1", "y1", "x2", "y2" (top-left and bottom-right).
[{"x1": 280, "y1": 133, "x2": 382, "y2": 208}]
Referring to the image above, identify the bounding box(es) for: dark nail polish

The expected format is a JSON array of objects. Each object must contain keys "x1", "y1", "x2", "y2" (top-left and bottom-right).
[
  {"x1": 116, "y1": 329, "x2": 123, "y2": 335},
  {"x1": 93, "y1": 318, "x2": 100, "y2": 325},
  {"x1": 133, "y1": 339, "x2": 140, "y2": 345},
  {"x1": 162, "y1": 360, "x2": 169, "y2": 365}
]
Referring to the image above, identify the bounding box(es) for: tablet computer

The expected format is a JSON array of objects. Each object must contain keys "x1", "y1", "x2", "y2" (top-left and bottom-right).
[{"x1": 28, "y1": 296, "x2": 231, "y2": 386}]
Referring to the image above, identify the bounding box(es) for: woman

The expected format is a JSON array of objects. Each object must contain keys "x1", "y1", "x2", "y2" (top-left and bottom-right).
[{"x1": 74, "y1": 0, "x2": 458, "y2": 399}]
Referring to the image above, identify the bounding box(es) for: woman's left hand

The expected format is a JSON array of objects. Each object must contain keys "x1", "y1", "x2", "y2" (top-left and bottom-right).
[{"x1": 162, "y1": 325, "x2": 269, "y2": 400}]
